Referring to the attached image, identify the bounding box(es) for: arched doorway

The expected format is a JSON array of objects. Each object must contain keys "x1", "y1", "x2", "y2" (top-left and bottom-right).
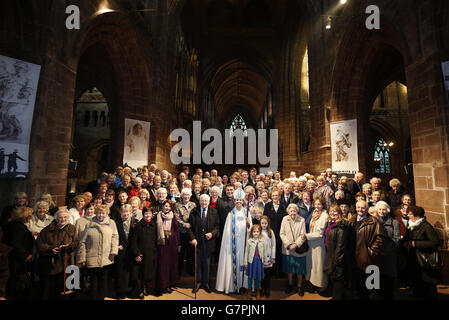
[
  {"x1": 368, "y1": 81, "x2": 412, "y2": 190},
  {"x1": 70, "y1": 88, "x2": 111, "y2": 192}
]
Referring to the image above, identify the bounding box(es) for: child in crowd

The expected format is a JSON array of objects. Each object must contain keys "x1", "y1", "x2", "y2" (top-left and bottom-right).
[
  {"x1": 243, "y1": 224, "x2": 268, "y2": 300},
  {"x1": 260, "y1": 216, "x2": 276, "y2": 298}
]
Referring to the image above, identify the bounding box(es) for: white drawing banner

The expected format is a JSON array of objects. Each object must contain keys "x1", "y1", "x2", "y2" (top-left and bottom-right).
[
  {"x1": 330, "y1": 119, "x2": 359, "y2": 174},
  {"x1": 123, "y1": 118, "x2": 150, "y2": 169},
  {"x1": 0, "y1": 55, "x2": 41, "y2": 178}
]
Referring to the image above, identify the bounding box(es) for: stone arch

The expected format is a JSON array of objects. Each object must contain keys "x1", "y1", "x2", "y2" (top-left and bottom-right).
[
  {"x1": 329, "y1": 14, "x2": 411, "y2": 176},
  {"x1": 330, "y1": 14, "x2": 412, "y2": 119},
  {"x1": 71, "y1": 11, "x2": 155, "y2": 167}
]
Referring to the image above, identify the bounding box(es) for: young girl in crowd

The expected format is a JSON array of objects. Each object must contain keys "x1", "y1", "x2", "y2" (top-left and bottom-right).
[
  {"x1": 243, "y1": 224, "x2": 268, "y2": 300},
  {"x1": 260, "y1": 216, "x2": 276, "y2": 298}
]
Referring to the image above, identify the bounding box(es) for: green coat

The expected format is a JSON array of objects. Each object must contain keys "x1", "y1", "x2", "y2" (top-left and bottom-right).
[{"x1": 244, "y1": 238, "x2": 269, "y2": 265}]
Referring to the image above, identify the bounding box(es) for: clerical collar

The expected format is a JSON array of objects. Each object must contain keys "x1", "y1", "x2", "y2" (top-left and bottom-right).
[{"x1": 357, "y1": 215, "x2": 367, "y2": 222}]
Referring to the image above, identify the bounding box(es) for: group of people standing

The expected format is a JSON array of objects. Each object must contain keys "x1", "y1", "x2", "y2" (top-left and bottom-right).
[{"x1": 0, "y1": 165, "x2": 443, "y2": 300}]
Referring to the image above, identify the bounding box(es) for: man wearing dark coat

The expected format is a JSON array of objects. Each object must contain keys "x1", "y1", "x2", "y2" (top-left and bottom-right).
[
  {"x1": 353, "y1": 200, "x2": 384, "y2": 300},
  {"x1": 113, "y1": 211, "x2": 138, "y2": 299},
  {"x1": 280, "y1": 182, "x2": 299, "y2": 207},
  {"x1": 188, "y1": 194, "x2": 219, "y2": 293},
  {"x1": 346, "y1": 172, "x2": 364, "y2": 203}
]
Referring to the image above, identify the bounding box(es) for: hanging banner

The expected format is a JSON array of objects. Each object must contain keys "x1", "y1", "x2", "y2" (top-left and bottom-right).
[
  {"x1": 330, "y1": 119, "x2": 359, "y2": 174},
  {"x1": 0, "y1": 55, "x2": 41, "y2": 179},
  {"x1": 442, "y1": 61, "x2": 449, "y2": 104},
  {"x1": 123, "y1": 118, "x2": 150, "y2": 169}
]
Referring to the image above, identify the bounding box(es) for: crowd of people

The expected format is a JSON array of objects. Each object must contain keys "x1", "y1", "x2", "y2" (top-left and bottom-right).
[{"x1": 0, "y1": 165, "x2": 443, "y2": 300}]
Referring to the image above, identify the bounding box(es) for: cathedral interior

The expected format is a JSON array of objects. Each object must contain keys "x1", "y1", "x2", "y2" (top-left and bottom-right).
[{"x1": 0, "y1": 0, "x2": 449, "y2": 284}]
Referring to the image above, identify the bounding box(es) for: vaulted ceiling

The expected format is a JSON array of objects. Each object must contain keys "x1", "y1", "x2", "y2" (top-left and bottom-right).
[
  {"x1": 180, "y1": 0, "x2": 304, "y2": 125},
  {"x1": 211, "y1": 59, "x2": 268, "y2": 123}
]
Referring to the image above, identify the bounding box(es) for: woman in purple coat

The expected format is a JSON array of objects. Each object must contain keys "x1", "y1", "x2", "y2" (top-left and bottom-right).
[{"x1": 152, "y1": 200, "x2": 180, "y2": 295}]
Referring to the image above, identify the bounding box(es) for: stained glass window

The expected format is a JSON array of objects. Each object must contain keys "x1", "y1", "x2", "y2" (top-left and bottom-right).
[
  {"x1": 374, "y1": 138, "x2": 391, "y2": 174},
  {"x1": 229, "y1": 114, "x2": 248, "y2": 137}
]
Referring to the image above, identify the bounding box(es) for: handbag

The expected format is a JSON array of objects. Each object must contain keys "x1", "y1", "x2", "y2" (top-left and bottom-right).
[
  {"x1": 416, "y1": 249, "x2": 442, "y2": 270},
  {"x1": 289, "y1": 221, "x2": 309, "y2": 255}
]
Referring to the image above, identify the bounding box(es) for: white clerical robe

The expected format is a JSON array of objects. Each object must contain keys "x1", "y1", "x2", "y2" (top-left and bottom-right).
[{"x1": 215, "y1": 208, "x2": 252, "y2": 294}]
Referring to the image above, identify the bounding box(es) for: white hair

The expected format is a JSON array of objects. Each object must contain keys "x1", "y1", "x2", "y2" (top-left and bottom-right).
[
  {"x1": 200, "y1": 194, "x2": 211, "y2": 202},
  {"x1": 157, "y1": 187, "x2": 167, "y2": 195},
  {"x1": 374, "y1": 201, "x2": 390, "y2": 213},
  {"x1": 210, "y1": 186, "x2": 220, "y2": 193},
  {"x1": 298, "y1": 176, "x2": 307, "y2": 182},
  {"x1": 183, "y1": 179, "x2": 192, "y2": 187},
  {"x1": 55, "y1": 208, "x2": 69, "y2": 218},
  {"x1": 181, "y1": 188, "x2": 192, "y2": 196},
  {"x1": 134, "y1": 177, "x2": 142, "y2": 183}
]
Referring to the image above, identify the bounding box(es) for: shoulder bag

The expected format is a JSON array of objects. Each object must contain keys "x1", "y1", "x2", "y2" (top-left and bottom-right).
[{"x1": 289, "y1": 220, "x2": 309, "y2": 255}]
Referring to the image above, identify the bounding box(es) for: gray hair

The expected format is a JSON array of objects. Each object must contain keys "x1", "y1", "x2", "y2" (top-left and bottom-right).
[
  {"x1": 157, "y1": 187, "x2": 167, "y2": 195},
  {"x1": 362, "y1": 183, "x2": 372, "y2": 192},
  {"x1": 210, "y1": 186, "x2": 220, "y2": 194},
  {"x1": 183, "y1": 179, "x2": 192, "y2": 187},
  {"x1": 55, "y1": 208, "x2": 69, "y2": 218},
  {"x1": 374, "y1": 201, "x2": 390, "y2": 213},
  {"x1": 34, "y1": 200, "x2": 49, "y2": 211},
  {"x1": 181, "y1": 188, "x2": 192, "y2": 197},
  {"x1": 200, "y1": 194, "x2": 211, "y2": 202},
  {"x1": 134, "y1": 177, "x2": 142, "y2": 184}
]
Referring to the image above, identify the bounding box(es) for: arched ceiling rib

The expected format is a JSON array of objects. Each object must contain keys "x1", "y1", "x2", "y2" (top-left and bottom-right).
[{"x1": 211, "y1": 59, "x2": 268, "y2": 123}]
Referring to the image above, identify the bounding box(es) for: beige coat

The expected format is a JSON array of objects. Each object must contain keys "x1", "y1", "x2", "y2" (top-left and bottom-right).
[
  {"x1": 279, "y1": 215, "x2": 307, "y2": 257},
  {"x1": 305, "y1": 211, "x2": 329, "y2": 288},
  {"x1": 244, "y1": 238, "x2": 269, "y2": 265},
  {"x1": 77, "y1": 217, "x2": 119, "y2": 268}
]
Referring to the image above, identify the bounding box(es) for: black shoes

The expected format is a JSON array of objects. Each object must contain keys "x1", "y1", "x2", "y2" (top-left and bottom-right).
[
  {"x1": 265, "y1": 288, "x2": 271, "y2": 298},
  {"x1": 298, "y1": 287, "x2": 304, "y2": 297},
  {"x1": 192, "y1": 285, "x2": 200, "y2": 293},
  {"x1": 202, "y1": 285, "x2": 212, "y2": 293}
]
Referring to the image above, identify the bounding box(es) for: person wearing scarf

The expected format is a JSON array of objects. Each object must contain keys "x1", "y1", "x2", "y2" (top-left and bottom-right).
[
  {"x1": 152, "y1": 200, "x2": 179, "y2": 295},
  {"x1": 404, "y1": 206, "x2": 441, "y2": 300}
]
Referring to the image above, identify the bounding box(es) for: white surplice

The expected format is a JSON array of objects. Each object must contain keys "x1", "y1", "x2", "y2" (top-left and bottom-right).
[{"x1": 215, "y1": 207, "x2": 252, "y2": 294}]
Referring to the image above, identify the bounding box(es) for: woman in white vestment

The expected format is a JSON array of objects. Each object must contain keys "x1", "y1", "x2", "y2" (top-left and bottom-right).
[{"x1": 215, "y1": 188, "x2": 252, "y2": 294}]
